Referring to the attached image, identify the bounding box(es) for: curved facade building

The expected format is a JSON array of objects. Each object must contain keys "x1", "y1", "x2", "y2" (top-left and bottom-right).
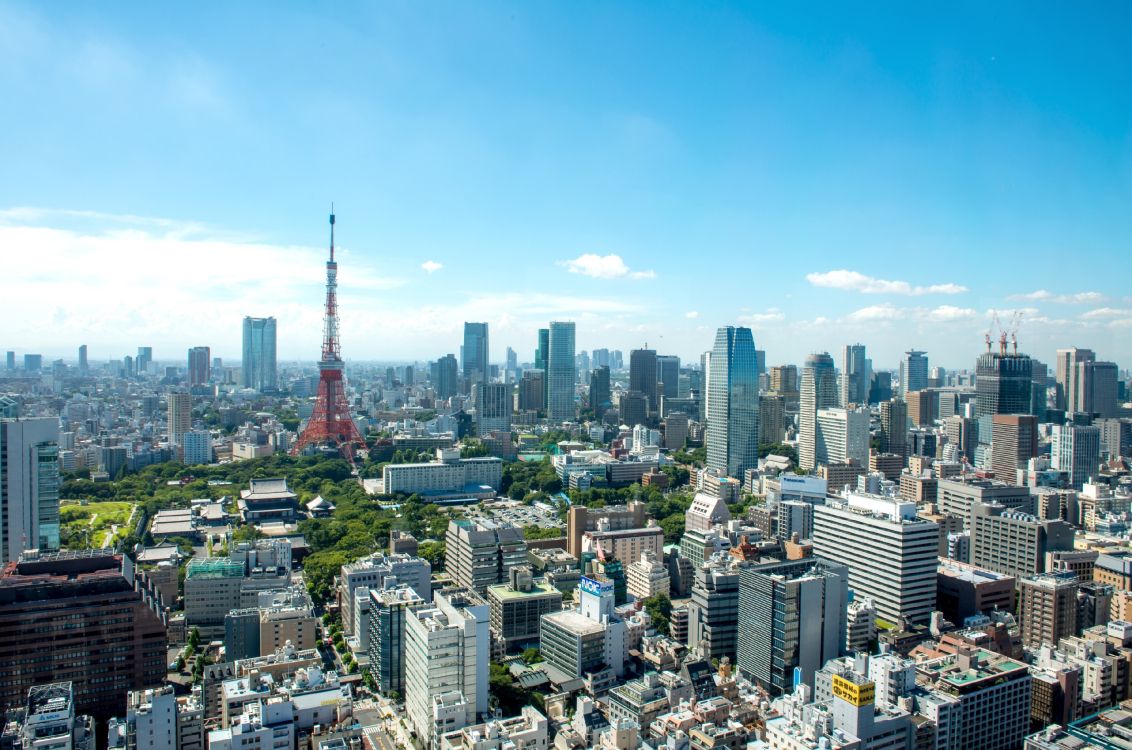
[{"x1": 706, "y1": 326, "x2": 759, "y2": 479}]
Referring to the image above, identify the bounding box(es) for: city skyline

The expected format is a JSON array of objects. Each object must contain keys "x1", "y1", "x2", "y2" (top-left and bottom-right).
[{"x1": 3, "y1": 3, "x2": 1131, "y2": 367}]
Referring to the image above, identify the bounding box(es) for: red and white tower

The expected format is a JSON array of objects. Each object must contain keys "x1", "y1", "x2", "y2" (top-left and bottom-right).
[{"x1": 292, "y1": 209, "x2": 365, "y2": 462}]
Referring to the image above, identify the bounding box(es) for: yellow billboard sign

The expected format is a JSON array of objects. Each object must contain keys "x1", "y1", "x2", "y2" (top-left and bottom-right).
[{"x1": 831, "y1": 675, "x2": 875, "y2": 707}]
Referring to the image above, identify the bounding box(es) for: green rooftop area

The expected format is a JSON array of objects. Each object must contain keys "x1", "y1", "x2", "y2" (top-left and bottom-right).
[{"x1": 186, "y1": 558, "x2": 243, "y2": 579}]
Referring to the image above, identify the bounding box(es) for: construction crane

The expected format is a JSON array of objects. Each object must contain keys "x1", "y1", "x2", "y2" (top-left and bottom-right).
[{"x1": 987, "y1": 309, "x2": 1024, "y2": 355}]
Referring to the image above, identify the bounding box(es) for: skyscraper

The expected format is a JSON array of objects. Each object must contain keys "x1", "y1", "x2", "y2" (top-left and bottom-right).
[
  {"x1": 167, "y1": 391, "x2": 192, "y2": 451},
  {"x1": 656, "y1": 354, "x2": 680, "y2": 403},
  {"x1": 589, "y1": 365, "x2": 611, "y2": 415},
  {"x1": 1055, "y1": 347, "x2": 1093, "y2": 412},
  {"x1": 135, "y1": 346, "x2": 152, "y2": 376},
  {"x1": 629, "y1": 348, "x2": 658, "y2": 414},
  {"x1": 899, "y1": 350, "x2": 928, "y2": 396},
  {"x1": 241, "y1": 317, "x2": 277, "y2": 392},
  {"x1": 1051, "y1": 422, "x2": 1101, "y2": 489},
  {"x1": 1076, "y1": 360, "x2": 1119, "y2": 418},
  {"x1": 78, "y1": 345, "x2": 88, "y2": 374},
  {"x1": 990, "y1": 414, "x2": 1038, "y2": 482},
  {"x1": 434, "y1": 354, "x2": 459, "y2": 400},
  {"x1": 975, "y1": 349, "x2": 1032, "y2": 420},
  {"x1": 736, "y1": 557, "x2": 849, "y2": 694},
  {"x1": 839, "y1": 344, "x2": 869, "y2": 407},
  {"x1": 878, "y1": 398, "x2": 908, "y2": 456},
  {"x1": 475, "y1": 383, "x2": 512, "y2": 434},
  {"x1": 706, "y1": 327, "x2": 760, "y2": 479},
  {"x1": 462, "y1": 323, "x2": 490, "y2": 391},
  {"x1": 186, "y1": 346, "x2": 210, "y2": 387},
  {"x1": 0, "y1": 417, "x2": 61, "y2": 562},
  {"x1": 799, "y1": 353, "x2": 838, "y2": 471},
  {"x1": 546, "y1": 321, "x2": 576, "y2": 422}
]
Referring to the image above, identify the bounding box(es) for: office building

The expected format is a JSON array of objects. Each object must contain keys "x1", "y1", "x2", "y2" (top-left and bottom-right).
[
  {"x1": 663, "y1": 412, "x2": 689, "y2": 450},
  {"x1": 461, "y1": 322, "x2": 489, "y2": 391},
  {"x1": 566, "y1": 503, "x2": 648, "y2": 559},
  {"x1": 433, "y1": 353, "x2": 459, "y2": 400},
  {"x1": 735, "y1": 557, "x2": 849, "y2": 694},
  {"x1": 166, "y1": 391, "x2": 192, "y2": 451},
  {"x1": 238, "y1": 317, "x2": 276, "y2": 392},
  {"x1": 517, "y1": 369, "x2": 544, "y2": 414},
  {"x1": 22, "y1": 354, "x2": 42, "y2": 372},
  {"x1": 0, "y1": 551, "x2": 167, "y2": 721},
  {"x1": 758, "y1": 393, "x2": 786, "y2": 444},
  {"x1": 1019, "y1": 573, "x2": 1079, "y2": 649},
  {"x1": 589, "y1": 365, "x2": 611, "y2": 415},
  {"x1": 899, "y1": 350, "x2": 928, "y2": 396},
  {"x1": 629, "y1": 348, "x2": 658, "y2": 415},
  {"x1": 916, "y1": 648, "x2": 1031, "y2": 750},
  {"x1": 845, "y1": 597, "x2": 877, "y2": 654},
  {"x1": 656, "y1": 354, "x2": 680, "y2": 403},
  {"x1": 437, "y1": 707, "x2": 548, "y2": 750},
  {"x1": 382, "y1": 451, "x2": 502, "y2": 497},
  {"x1": 1051, "y1": 422, "x2": 1102, "y2": 489},
  {"x1": 486, "y1": 566, "x2": 562, "y2": 652},
  {"x1": 705, "y1": 326, "x2": 759, "y2": 479},
  {"x1": 799, "y1": 352, "x2": 838, "y2": 471},
  {"x1": 936, "y1": 561, "x2": 1015, "y2": 625},
  {"x1": 686, "y1": 556, "x2": 742, "y2": 662},
  {"x1": 937, "y1": 477, "x2": 1032, "y2": 527},
  {"x1": 338, "y1": 553, "x2": 431, "y2": 636},
  {"x1": 815, "y1": 407, "x2": 870, "y2": 468},
  {"x1": 970, "y1": 502, "x2": 1075, "y2": 579},
  {"x1": 975, "y1": 349, "x2": 1033, "y2": 421},
  {"x1": 840, "y1": 343, "x2": 869, "y2": 407},
  {"x1": 0, "y1": 417, "x2": 61, "y2": 562},
  {"x1": 990, "y1": 414, "x2": 1037, "y2": 482},
  {"x1": 367, "y1": 584, "x2": 425, "y2": 695},
  {"x1": 1076, "y1": 360, "x2": 1119, "y2": 418},
  {"x1": 186, "y1": 346, "x2": 210, "y2": 386},
  {"x1": 1056, "y1": 347, "x2": 1093, "y2": 412},
  {"x1": 405, "y1": 587, "x2": 490, "y2": 749},
  {"x1": 877, "y1": 399, "x2": 908, "y2": 456},
  {"x1": 135, "y1": 346, "x2": 152, "y2": 376},
  {"x1": 474, "y1": 383, "x2": 511, "y2": 435},
  {"x1": 618, "y1": 392, "x2": 648, "y2": 428},
  {"x1": 540, "y1": 576, "x2": 627, "y2": 688},
  {"x1": 625, "y1": 550, "x2": 670, "y2": 601},
  {"x1": 2, "y1": 682, "x2": 95, "y2": 750},
  {"x1": 117, "y1": 686, "x2": 177, "y2": 750},
  {"x1": 546, "y1": 321, "x2": 576, "y2": 422},
  {"x1": 812, "y1": 492, "x2": 939, "y2": 625},
  {"x1": 446, "y1": 519, "x2": 527, "y2": 594},
  {"x1": 181, "y1": 430, "x2": 212, "y2": 466}
]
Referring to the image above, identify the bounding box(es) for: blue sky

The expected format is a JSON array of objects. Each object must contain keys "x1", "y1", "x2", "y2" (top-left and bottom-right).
[{"x1": 2, "y1": 2, "x2": 1130, "y2": 370}]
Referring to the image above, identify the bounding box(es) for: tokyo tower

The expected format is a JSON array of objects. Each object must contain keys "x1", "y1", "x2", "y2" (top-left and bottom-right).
[{"x1": 292, "y1": 209, "x2": 365, "y2": 462}]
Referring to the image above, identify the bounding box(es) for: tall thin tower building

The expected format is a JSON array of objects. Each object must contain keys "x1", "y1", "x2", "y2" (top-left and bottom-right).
[
  {"x1": 462, "y1": 323, "x2": 490, "y2": 391},
  {"x1": 293, "y1": 210, "x2": 365, "y2": 462},
  {"x1": 241, "y1": 317, "x2": 278, "y2": 391},
  {"x1": 839, "y1": 344, "x2": 869, "y2": 407},
  {"x1": 799, "y1": 353, "x2": 838, "y2": 471},
  {"x1": 546, "y1": 322, "x2": 576, "y2": 422},
  {"x1": 899, "y1": 350, "x2": 929, "y2": 396},
  {"x1": 706, "y1": 326, "x2": 759, "y2": 479},
  {"x1": 167, "y1": 391, "x2": 192, "y2": 452},
  {"x1": 0, "y1": 417, "x2": 61, "y2": 561},
  {"x1": 629, "y1": 348, "x2": 658, "y2": 414},
  {"x1": 186, "y1": 346, "x2": 211, "y2": 386}
]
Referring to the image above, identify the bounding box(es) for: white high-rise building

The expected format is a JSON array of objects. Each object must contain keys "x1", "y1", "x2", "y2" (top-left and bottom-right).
[
  {"x1": 705, "y1": 326, "x2": 760, "y2": 479},
  {"x1": 1051, "y1": 422, "x2": 1101, "y2": 489},
  {"x1": 241, "y1": 317, "x2": 277, "y2": 392},
  {"x1": 405, "y1": 587, "x2": 490, "y2": 749},
  {"x1": 181, "y1": 430, "x2": 213, "y2": 466},
  {"x1": 812, "y1": 491, "x2": 939, "y2": 625},
  {"x1": 167, "y1": 391, "x2": 192, "y2": 451},
  {"x1": 0, "y1": 417, "x2": 60, "y2": 561},
  {"x1": 126, "y1": 686, "x2": 177, "y2": 750},
  {"x1": 799, "y1": 353, "x2": 838, "y2": 471},
  {"x1": 815, "y1": 407, "x2": 870, "y2": 467},
  {"x1": 546, "y1": 321, "x2": 576, "y2": 422}
]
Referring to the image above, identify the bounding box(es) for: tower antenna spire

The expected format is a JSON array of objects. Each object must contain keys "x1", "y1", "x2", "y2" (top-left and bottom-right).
[{"x1": 329, "y1": 203, "x2": 335, "y2": 261}]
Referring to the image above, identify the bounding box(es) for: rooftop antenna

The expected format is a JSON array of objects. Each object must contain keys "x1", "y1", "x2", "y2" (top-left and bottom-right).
[{"x1": 329, "y1": 203, "x2": 335, "y2": 261}]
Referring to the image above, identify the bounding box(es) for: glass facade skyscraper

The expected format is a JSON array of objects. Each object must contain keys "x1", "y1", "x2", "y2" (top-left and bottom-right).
[
  {"x1": 799, "y1": 352, "x2": 837, "y2": 471},
  {"x1": 462, "y1": 322, "x2": 490, "y2": 389},
  {"x1": 706, "y1": 326, "x2": 759, "y2": 478},
  {"x1": 547, "y1": 321, "x2": 576, "y2": 422},
  {"x1": 241, "y1": 316, "x2": 277, "y2": 391}
]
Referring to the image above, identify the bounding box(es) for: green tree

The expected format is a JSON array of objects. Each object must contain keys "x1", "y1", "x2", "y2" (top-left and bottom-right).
[
  {"x1": 521, "y1": 647, "x2": 542, "y2": 665},
  {"x1": 418, "y1": 541, "x2": 446, "y2": 570},
  {"x1": 641, "y1": 593, "x2": 673, "y2": 636}
]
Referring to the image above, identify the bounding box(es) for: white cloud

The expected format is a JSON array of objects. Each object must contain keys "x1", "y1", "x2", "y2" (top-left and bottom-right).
[
  {"x1": 1080, "y1": 307, "x2": 1132, "y2": 320},
  {"x1": 560, "y1": 253, "x2": 655, "y2": 280},
  {"x1": 685, "y1": 311, "x2": 700, "y2": 319},
  {"x1": 738, "y1": 308, "x2": 786, "y2": 326},
  {"x1": 1010, "y1": 290, "x2": 1106, "y2": 304},
  {"x1": 925, "y1": 305, "x2": 978, "y2": 322},
  {"x1": 847, "y1": 304, "x2": 903, "y2": 322},
  {"x1": 421, "y1": 260, "x2": 443, "y2": 274},
  {"x1": 806, "y1": 269, "x2": 967, "y2": 296}
]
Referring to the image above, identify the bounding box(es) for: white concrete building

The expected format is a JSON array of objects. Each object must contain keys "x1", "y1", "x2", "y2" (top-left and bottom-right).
[{"x1": 625, "y1": 550, "x2": 670, "y2": 601}]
